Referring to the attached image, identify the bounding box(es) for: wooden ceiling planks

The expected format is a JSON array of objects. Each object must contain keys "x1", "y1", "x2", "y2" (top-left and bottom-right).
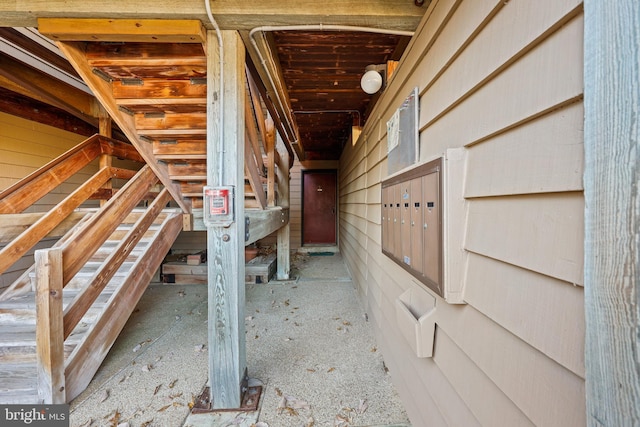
[{"x1": 272, "y1": 30, "x2": 410, "y2": 158}]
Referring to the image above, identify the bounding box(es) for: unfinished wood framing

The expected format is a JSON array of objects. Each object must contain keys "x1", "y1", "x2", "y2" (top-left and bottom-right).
[
  {"x1": 206, "y1": 29, "x2": 247, "y2": 409},
  {"x1": 35, "y1": 248, "x2": 65, "y2": 404},
  {"x1": 584, "y1": 0, "x2": 640, "y2": 422}
]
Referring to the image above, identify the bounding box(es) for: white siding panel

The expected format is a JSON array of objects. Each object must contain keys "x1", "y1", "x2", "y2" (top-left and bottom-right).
[
  {"x1": 466, "y1": 193, "x2": 584, "y2": 285},
  {"x1": 465, "y1": 102, "x2": 584, "y2": 197},
  {"x1": 464, "y1": 253, "x2": 585, "y2": 377},
  {"x1": 437, "y1": 301, "x2": 586, "y2": 426},
  {"x1": 421, "y1": 0, "x2": 582, "y2": 127},
  {"x1": 419, "y1": 14, "x2": 584, "y2": 155}
]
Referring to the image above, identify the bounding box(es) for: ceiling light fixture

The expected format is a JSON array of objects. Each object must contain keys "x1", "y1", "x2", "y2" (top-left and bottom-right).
[{"x1": 360, "y1": 64, "x2": 386, "y2": 94}]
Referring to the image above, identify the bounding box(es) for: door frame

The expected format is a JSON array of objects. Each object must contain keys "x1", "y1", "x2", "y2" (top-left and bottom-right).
[{"x1": 301, "y1": 169, "x2": 338, "y2": 246}]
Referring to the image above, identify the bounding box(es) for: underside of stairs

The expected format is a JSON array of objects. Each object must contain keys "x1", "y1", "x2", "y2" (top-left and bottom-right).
[
  {"x1": 0, "y1": 18, "x2": 293, "y2": 405},
  {"x1": 38, "y1": 18, "x2": 291, "y2": 222}
]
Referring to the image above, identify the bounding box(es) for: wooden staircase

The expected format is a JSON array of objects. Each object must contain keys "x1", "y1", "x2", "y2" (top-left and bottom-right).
[
  {"x1": 0, "y1": 136, "x2": 182, "y2": 404},
  {"x1": 38, "y1": 18, "x2": 287, "y2": 217},
  {"x1": 0, "y1": 208, "x2": 181, "y2": 404}
]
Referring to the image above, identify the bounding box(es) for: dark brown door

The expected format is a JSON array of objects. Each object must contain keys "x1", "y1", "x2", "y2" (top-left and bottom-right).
[{"x1": 303, "y1": 171, "x2": 337, "y2": 245}]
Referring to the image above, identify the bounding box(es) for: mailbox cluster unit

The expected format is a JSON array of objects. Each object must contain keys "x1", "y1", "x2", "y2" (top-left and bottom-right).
[{"x1": 382, "y1": 157, "x2": 443, "y2": 297}]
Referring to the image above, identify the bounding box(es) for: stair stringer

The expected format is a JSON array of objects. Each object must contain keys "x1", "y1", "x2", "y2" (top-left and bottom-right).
[{"x1": 63, "y1": 211, "x2": 183, "y2": 401}]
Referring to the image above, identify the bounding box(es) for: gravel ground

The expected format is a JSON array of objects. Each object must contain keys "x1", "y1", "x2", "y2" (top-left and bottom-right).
[{"x1": 70, "y1": 253, "x2": 410, "y2": 427}]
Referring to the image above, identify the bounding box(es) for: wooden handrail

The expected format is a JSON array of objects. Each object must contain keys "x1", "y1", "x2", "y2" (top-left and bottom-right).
[
  {"x1": 0, "y1": 167, "x2": 119, "y2": 276},
  {"x1": 0, "y1": 136, "x2": 103, "y2": 214},
  {"x1": 60, "y1": 165, "x2": 159, "y2": 282},
  {"x1": 63, "y1": 188, "x2": 172, "y2": 339},
  {"x1": 0, "y1": 134, "x2": 144, "y2": 215}
]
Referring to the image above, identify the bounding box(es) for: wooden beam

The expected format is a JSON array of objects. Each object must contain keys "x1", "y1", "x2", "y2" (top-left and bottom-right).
[
  {"x1": 584, "y1": 0, "x2": 640, "y2": 423},
  {"x1": 265, "y1": 116, "x2": 277, "y2": 207},
  {"x1": 4, "y1": 2, "x2": 425, "y2": 30},
  {"x1": 244, "y1": 89, "x2": 266, "y2": 173},
  {"x1": 56, "y1": 41, "x2": 190, "y2": 212},
  {"x1": 206, "y1": 30, "x2": 247, "y2": 410},
  {"x1": 276, "y1": 138, "x2": 291, "y2": 280},
  {"x1": 35, "y1": 248, "x2": 65, "y2": 404},
  {"x1": 38, "y1": 18, "x2": 207, "y2": 44},
  {"x1": 245, "y1": 207, "x2": 289, "y2": 246},
  {"x1": 0, "y1": 52, "x2": 98, "y2": 123},
  {"x1": 244, "y1": 131, "x2": 267, "y2": 210}
]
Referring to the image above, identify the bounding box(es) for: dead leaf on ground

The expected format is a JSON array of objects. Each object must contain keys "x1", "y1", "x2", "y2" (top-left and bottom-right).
[
  {"x1": 99, "y1": 389, "x2": 110, "y2": 403},
  {"x1": 140, "y1": 420, "x2": 154, "y2": 427},
  {"x1": 77, "y1": 419, "x2": 92, "y2": 427},
  {"x1": 168, "y1": 379, "x2": 178, "y2": 388},
  {"x1": 342, "y1": 321, "x2": 352, "y2": 326},
  {"x1": 357, "y1": 399, "x2": 368, "y2": 415},
  {"x1": 106, "y1": 410, "x2": 120, "y2": 427},
  {"x1": 157, "y1": 404, "x2": 171, "y2": 412},
  {"x1": 154, "y1": 384, "x2": 161, "y2": 395},
  {"x1": 306, "y1": 368, "x2": 316, "y2": 373},
  {"x1": 327, "y1": 367, "x2": 335, "y2": 373},
  {"x1": 275, "y1": 387, "x2": 283, "y2": 397},
  {"x1": 141, "y1": 364, "x2": 152, "y2": 372}
]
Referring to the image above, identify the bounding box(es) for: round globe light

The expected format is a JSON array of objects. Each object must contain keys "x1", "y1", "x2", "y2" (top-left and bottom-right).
[{"x1": 360, "y1": 69, "x2": 383, "y2": 94}]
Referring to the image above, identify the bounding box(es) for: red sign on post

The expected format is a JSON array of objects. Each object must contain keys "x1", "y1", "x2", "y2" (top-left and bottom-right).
[
  {"x1": 203, "y1": 186, "x2": 234, "y2": 226},
  {"x1": 209, "y1": 188, "x2": 229, "y2": 215}
]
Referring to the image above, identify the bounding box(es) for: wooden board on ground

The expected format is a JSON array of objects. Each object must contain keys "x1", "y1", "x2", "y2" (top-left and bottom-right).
[{"x1": 245, "y1": 253, "x2": 276, "y2": 284}]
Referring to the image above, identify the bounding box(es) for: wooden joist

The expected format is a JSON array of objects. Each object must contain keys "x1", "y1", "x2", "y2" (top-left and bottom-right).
[{"x1": 38, "y1": 19, "x2": 207, "y2": 44}]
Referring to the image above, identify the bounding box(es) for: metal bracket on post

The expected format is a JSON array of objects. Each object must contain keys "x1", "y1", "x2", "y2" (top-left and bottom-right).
[{"x1": 245, "y1": 216, "x2": 250, "y2": 242}]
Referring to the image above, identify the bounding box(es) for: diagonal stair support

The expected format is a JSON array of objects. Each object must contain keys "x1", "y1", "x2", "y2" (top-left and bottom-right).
[{"x1": 55, "y1": 41, "x2": 190, "y2": 213}]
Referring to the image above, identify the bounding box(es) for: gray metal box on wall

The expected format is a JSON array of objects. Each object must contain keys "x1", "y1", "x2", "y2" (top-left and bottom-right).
[{"x1": 387, "y1": 87, "x2": 419, "y2": 175}]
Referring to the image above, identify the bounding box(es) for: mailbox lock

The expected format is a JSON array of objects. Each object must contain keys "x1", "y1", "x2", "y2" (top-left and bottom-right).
[{"x1": 424, "y1": 223, "x2": 428, "y2": 229}]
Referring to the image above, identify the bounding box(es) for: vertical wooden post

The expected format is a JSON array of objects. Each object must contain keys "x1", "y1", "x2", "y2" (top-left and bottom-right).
[
  {"x1": 584, "y1": 0, "x2": 640, "y2": 424},
  {"x1": 276, "y1": 131, "x2": 291, "y2": 280},
  {"x1": 35, "y1": 248, "x2": 65, "y2": 404},
  {"x1": 206, "y1": 30, "x2": 247, "y2": 409},
  {"x1": 98, "y1": 106, "x2": 113, "y2": 206},
  {"x1": 266, "y1": 117, "x2": 276, "y2": 207}
]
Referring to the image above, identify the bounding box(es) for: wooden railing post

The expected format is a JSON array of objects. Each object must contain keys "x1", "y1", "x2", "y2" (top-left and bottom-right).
[
  {"x1": 266, "y1": 116, "x2": 276, "y2": 207},
  {"x1": 35, "y1": 247, "x2": 65, "y2": 404},
  {"x1": 99, "y1": 106, "x2": 113, "y2": 206},
  {"x1": 276, "y1": 133, "x2": 291, "y2": 280}
]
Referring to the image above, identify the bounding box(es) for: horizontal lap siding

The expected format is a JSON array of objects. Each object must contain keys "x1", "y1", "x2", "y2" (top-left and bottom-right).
[
  {"x1": 0, "y1": 112, "x2": 96, "y2": 212},
  {"x1": 0, "y1": 112, "x2": 97, "y2": 294},
  {"x1": 338, "y1": 0, "x2": 585, "y2": 425}
]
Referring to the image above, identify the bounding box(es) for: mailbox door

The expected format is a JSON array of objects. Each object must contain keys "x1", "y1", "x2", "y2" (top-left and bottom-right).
[
  {"x1": 392, "y1": 184, "x2": 402, "y2": 258},
  {"x1": 400, "y1": 182, "x2": 412, "y2": 266},
  {"x1": 410, "y1": 177, "x2": 424, "y2": 275},
  {"x1": 422, "y1": 171, "x2": 441, "y2": 289}
]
